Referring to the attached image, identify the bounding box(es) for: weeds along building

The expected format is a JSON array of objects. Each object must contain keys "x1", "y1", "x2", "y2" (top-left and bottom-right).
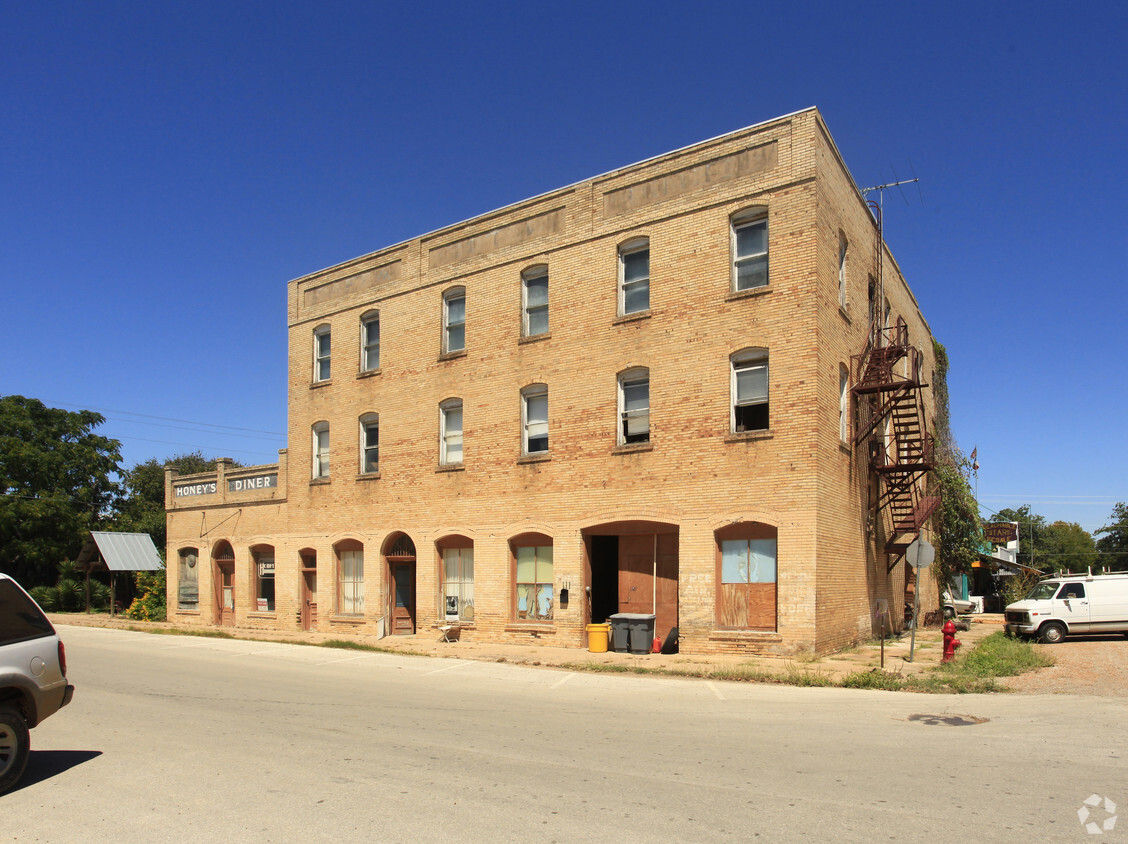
[{"x1": 165, "y1": 107, "x2": 941, "y2": 655}]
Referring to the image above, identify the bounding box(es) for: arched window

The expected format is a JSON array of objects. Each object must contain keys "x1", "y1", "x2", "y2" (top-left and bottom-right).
[
  {"x1": 360, "y1": 310, "x2": 380, "y2": 372},
  {"x1": 731, "y1": 208, "x2": 768, "y2": 291},
  {"x1": 312, "y1": 421, "x2": 330, "y2": 479},
  {"x1": 440, "y1": 398, "x2": 463, "y2": 464},
  {"x1": 313, "y1": 324, "x2": 331, "y2": 382},
  {"x1": 716, "y1": 522, "x2": 778, "y2": 630},
  {"x1": 511, "y1": 533, "x2": 553, "y2": 622},
  {"x1": 359, "y1": 413, "x2": 379, "y2": 474},
  {"x1": 438, "y1": 536, "x2": 474, "y2": 622},
  {"x1": 618, "y1": 237, "x2": 650, "y2": 315},
  {"x1": 522, "y1": 265, "x2": 549, "y2": 337},
  {"x1": 521, "y1": 384, "x2": 548, "y2": 455},
  {"x1": 617, "y1": 367, "x2": 650, "y2": 444},
  {"x1": 177, "y1": 548, "x2": 199, "y2": 610},
  {"x1": 838, "y1": 233, "x2": 848, "y2": 308},
  {"x1": 730, "y1": 348, "x2": 769, "y2": 433},
  {"x1": 251, "y1": 544, "x2": 275, "y2": 612},
  {"x1": 443, "y1": 286, "x2": 466, "y2": 353}
]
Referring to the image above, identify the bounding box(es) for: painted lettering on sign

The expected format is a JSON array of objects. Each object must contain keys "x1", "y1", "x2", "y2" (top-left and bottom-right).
[
  {"x1": 175, "y1": 482, "x2": 217, "y2": 497},
  {"x1": 984, "y1": 523, "x2": 1018, "y2": 544},
  {"x1": 228, "y1": 474, "x2": 278, "y2": 492}
]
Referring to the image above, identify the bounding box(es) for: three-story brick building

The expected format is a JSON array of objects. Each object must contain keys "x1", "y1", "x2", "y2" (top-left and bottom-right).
[{"x1": 166, "y1": 107, "x2": 939, "y2": 655}]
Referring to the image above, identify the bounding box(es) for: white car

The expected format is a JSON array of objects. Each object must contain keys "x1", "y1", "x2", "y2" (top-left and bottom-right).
[{"x1": 943, "y1": 592, "x2": 976, "y2": 618}]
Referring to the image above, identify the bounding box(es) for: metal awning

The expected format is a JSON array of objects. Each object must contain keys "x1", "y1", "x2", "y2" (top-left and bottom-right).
[{"x1": 76, "y1": 532, "x2": 164, "y2": 572}]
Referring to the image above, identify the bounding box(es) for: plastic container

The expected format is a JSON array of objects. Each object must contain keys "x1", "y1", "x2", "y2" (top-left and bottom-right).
[
  {"x1": 628, "y1": 614, "x2": 657, "y2": 654},
  {"x1": 608, "y1": 615, "x2": 632, "y2": 653},
  {"x1": 586, "y1": 623, "x2": 610, "y2": 653}
]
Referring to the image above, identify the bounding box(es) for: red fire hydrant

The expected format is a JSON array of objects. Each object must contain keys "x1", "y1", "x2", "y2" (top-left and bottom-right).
[{"x1": 942, "y1": 620, "x2": 961, "y2": 663}]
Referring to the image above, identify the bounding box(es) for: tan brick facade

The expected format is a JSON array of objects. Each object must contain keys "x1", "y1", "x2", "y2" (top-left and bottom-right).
[{"x1": 166, "y1": 108, "x2": 938, "y2": 655}]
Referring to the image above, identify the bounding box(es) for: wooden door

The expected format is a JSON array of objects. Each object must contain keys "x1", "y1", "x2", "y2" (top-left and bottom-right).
[
  {"x1": 301, "y1": 570, "x2": 317, "y2": 631},
  {"x1": 391, "y1": 563, "x2": 415, "y2": 635},
  {"x1": 618, "y1": 533, "x2": 678, "y2": 640},
  {"x1": 215, "y1": 561, "x2": 235, "y2": 626}
]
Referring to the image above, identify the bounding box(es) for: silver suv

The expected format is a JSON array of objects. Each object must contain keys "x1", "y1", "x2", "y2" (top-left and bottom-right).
[{"x1": 0, "y1": 573, "x2": 75, "y2": 793}]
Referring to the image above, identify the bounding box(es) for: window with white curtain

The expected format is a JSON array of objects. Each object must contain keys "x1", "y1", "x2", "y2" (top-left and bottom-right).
[
  {"x1": 442, "y1": 545, "x2": 474, "y2": 621},
  {"x1": 338, "y1": 547, "x2": 364, "y2": 615}
]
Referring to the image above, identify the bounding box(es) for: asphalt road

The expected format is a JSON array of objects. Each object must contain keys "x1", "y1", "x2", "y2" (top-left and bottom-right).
[{"x1": 4, "y1": 626, "x2": 1125, "y2": 842}]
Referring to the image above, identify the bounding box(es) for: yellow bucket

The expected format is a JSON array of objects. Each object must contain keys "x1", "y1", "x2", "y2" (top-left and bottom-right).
[{"x1": 586, "y1": 623, "x2": 610, "y2": 653}]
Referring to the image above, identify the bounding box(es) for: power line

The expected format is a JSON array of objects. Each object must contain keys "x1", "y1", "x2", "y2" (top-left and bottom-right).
[{"x1": 37, "y1": 399, "x2": 283, "y2": 436}]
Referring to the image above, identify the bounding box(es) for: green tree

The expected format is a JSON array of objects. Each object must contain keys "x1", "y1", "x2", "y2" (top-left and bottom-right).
[
  {"x1": 115, "y1": 451, "x2": 222, "y2": 553},
  {"x1": 1040, "y1": 521, "x2": 1097, "y2": 573},
  {"x1": 928, "y1": 340, "x2": 981, "y2": 591},
  {"x1": 0, "y1": 396, "x2": 122, "y2": 586},
  {"x1": 1096, "y1": 502, "x2": 1128, "y2": 570}
]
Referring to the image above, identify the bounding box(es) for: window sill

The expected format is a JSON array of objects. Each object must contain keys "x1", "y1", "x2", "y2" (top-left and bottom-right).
[
  {"x1": 357, "y1": 471, "x2": 381, "y2": 481},
  {"x1": 328, "y1": 614, "x2": 366, "y2": 624},
  {"x1": 724, "y1": 429, "x2": 773, "y2": 443},
  {"x1": 838, "y1": 304, "x2": 851, "y2": 322},
  {"x1": 709, "y1": 629, "x2": 782, "y2": 642},
  {"x1": 439, "y1": 349, "x2": 467, "y2": 362},
  {"x1": 310, "y1": 379, "x2": 333, "y2": 389},
  {"x1": 726, "y1": 285, "x2": 771, "y2": 302},
  {"x1": 436, "y1": 462, "x2": 465, "y2": 473},
  {"x1": 174, "y1": 609, "x2": 201, "y2": 616},
  {"x1": 839, "y1": 441, "x2": 852, "y2": 455},
  {"x1": 613, "y1": 442, "x2": 653, "y2": 455},
  {"x1": 613, "y1": 310, "x2": 651, "y2": 326},
  {"x1": 310, "y1": 477, "x2": 331, "y2": 486},
  {"x1": 517, "y1": 452, "x2": 551, "y2": 465},
  {"x1": 434, "y1": 621, "x2": 476, "y2": 630},
  {"x1": 247, "y1": 611, "x2": 276, "y2": 619},
  {"x1": 505, "y1": 623, "x2": 556, "y2": 634},
  {"x1": 519, "y1": 332, "x2": 551, "y2": 345},
  {"x1": 357, "y1": 368, "x2": 382, "y2": 379}
]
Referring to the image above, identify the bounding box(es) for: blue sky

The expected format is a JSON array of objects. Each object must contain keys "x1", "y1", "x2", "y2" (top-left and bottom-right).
[{"x1": 3, "y1": 1, "x2": 1124, "y2": 533}]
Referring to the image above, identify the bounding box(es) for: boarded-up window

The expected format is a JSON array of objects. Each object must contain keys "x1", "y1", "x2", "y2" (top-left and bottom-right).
[{"x1": 716, "y1": 523, "x2": 777, "y2": 629}]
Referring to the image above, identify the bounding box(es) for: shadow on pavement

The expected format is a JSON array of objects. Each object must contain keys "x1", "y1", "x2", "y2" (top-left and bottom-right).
[{"x1": 10, "y1": 750, "x2": 103, "y2": 793}]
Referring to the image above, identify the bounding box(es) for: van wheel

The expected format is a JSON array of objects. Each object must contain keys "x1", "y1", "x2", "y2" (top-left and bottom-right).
[
  {"x1": 0, "y1": 706, "x2": 30, "y2": 794},
  {"x1": 1039, "y1": 622, "x2": 1066, "y2": 644}
]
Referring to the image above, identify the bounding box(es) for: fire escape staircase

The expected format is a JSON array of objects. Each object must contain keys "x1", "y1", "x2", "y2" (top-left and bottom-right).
[{"x1": 851, "y1": 318, "x2": 941, "y2": 569}]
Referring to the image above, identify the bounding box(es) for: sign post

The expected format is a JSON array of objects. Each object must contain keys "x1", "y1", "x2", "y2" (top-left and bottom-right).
[{"x1": 905, "y1": 538, "x2": 935, "y2": 663}]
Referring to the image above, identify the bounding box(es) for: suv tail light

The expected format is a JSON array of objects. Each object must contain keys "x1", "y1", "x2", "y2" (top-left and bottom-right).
[{"x1": 58, "y1": 640, "x2": 67, "y2": 676}]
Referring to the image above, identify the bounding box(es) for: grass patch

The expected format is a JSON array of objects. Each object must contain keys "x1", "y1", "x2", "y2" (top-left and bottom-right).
[{"x1": 127, "y1": 625, "x2": 235, "y2": 639}]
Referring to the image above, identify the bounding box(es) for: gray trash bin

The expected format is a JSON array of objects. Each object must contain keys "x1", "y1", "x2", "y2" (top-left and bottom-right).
[
  {"x1": 628, "y1": 614, "x2": 656, "y2": 654},
  {"x1": 608, "y1": 614, "x2": 631, "y2": 652}
]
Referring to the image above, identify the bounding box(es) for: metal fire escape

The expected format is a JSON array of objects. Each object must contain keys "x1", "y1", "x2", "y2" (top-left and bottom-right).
[{"x1": 852, "y1": 316, "x2": 941, "y2": 569}]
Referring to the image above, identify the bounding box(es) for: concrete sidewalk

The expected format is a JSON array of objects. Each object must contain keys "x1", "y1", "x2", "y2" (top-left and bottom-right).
[{"x1": 50, "y1": 611, "x2": 1006, "y2": 683}]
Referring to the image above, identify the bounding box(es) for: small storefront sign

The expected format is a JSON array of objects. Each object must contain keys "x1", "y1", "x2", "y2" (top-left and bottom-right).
[
  {"x1": 228, "y1": 474, "x2": 278, "y2": 493},
  {"x1": 174, "y1": 482, "x2": 217, "y2": 498}
]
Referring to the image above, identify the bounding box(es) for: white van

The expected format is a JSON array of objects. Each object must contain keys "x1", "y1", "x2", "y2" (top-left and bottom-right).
[{"x1": 1004, "y1": 573, "x2": 1128, "y2": 643}]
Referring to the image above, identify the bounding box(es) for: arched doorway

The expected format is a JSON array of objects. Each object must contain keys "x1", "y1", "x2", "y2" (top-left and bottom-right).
[
  {"x1": 213, "y1": 540, "x2": 235, "y2": 627},
  {"x1": 583, "y1": 521, "x2": 679, "y2": 643},
  {"x1": 384, "y1": 533, "x2": 416, "y2": 635}
]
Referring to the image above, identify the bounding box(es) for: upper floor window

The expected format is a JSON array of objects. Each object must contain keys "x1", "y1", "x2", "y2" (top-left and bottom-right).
[
  {"x1": 618, "y1": 367, "x2": 650, "y2": 445},
  {"x1": 618, "y1": 238, "x2": 650, "y2": 315},
  {"x1": 443, "y1": 287, "x2": 466, "y2": 354},
  {"x1": 522, "y1": 384, "x2": 549, "y2": 455},
  {"x1": 839, "y1": 365, "x2": 850, "y2": 443},
  {"x1": 360, "y1": 413, "x2": 379, "y2": 474},
  {"x1": 522, "y1": 266, "x2": 549, "y2": 337},
  {"x1": 732, "y1": 209, "x2": 768, "y2": 291},
  {"x1": 731, "y1": 349, "x2": 769, "y2": 433},
  {"x1": 440, "y1": 399, "x2": 463, "y2": 465},
  {"x1": 361, "y1": 311, "x2": 380, "y2": 372},
  {"x1": 838, "y1": 235, "x2": 848, "y2": 308},
  {"x1": 312, "y1": 421, "x2": 330, "y2": 478},
  {"x1": 313, "y1": 324, "x2": 331, "y2": 382}
]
